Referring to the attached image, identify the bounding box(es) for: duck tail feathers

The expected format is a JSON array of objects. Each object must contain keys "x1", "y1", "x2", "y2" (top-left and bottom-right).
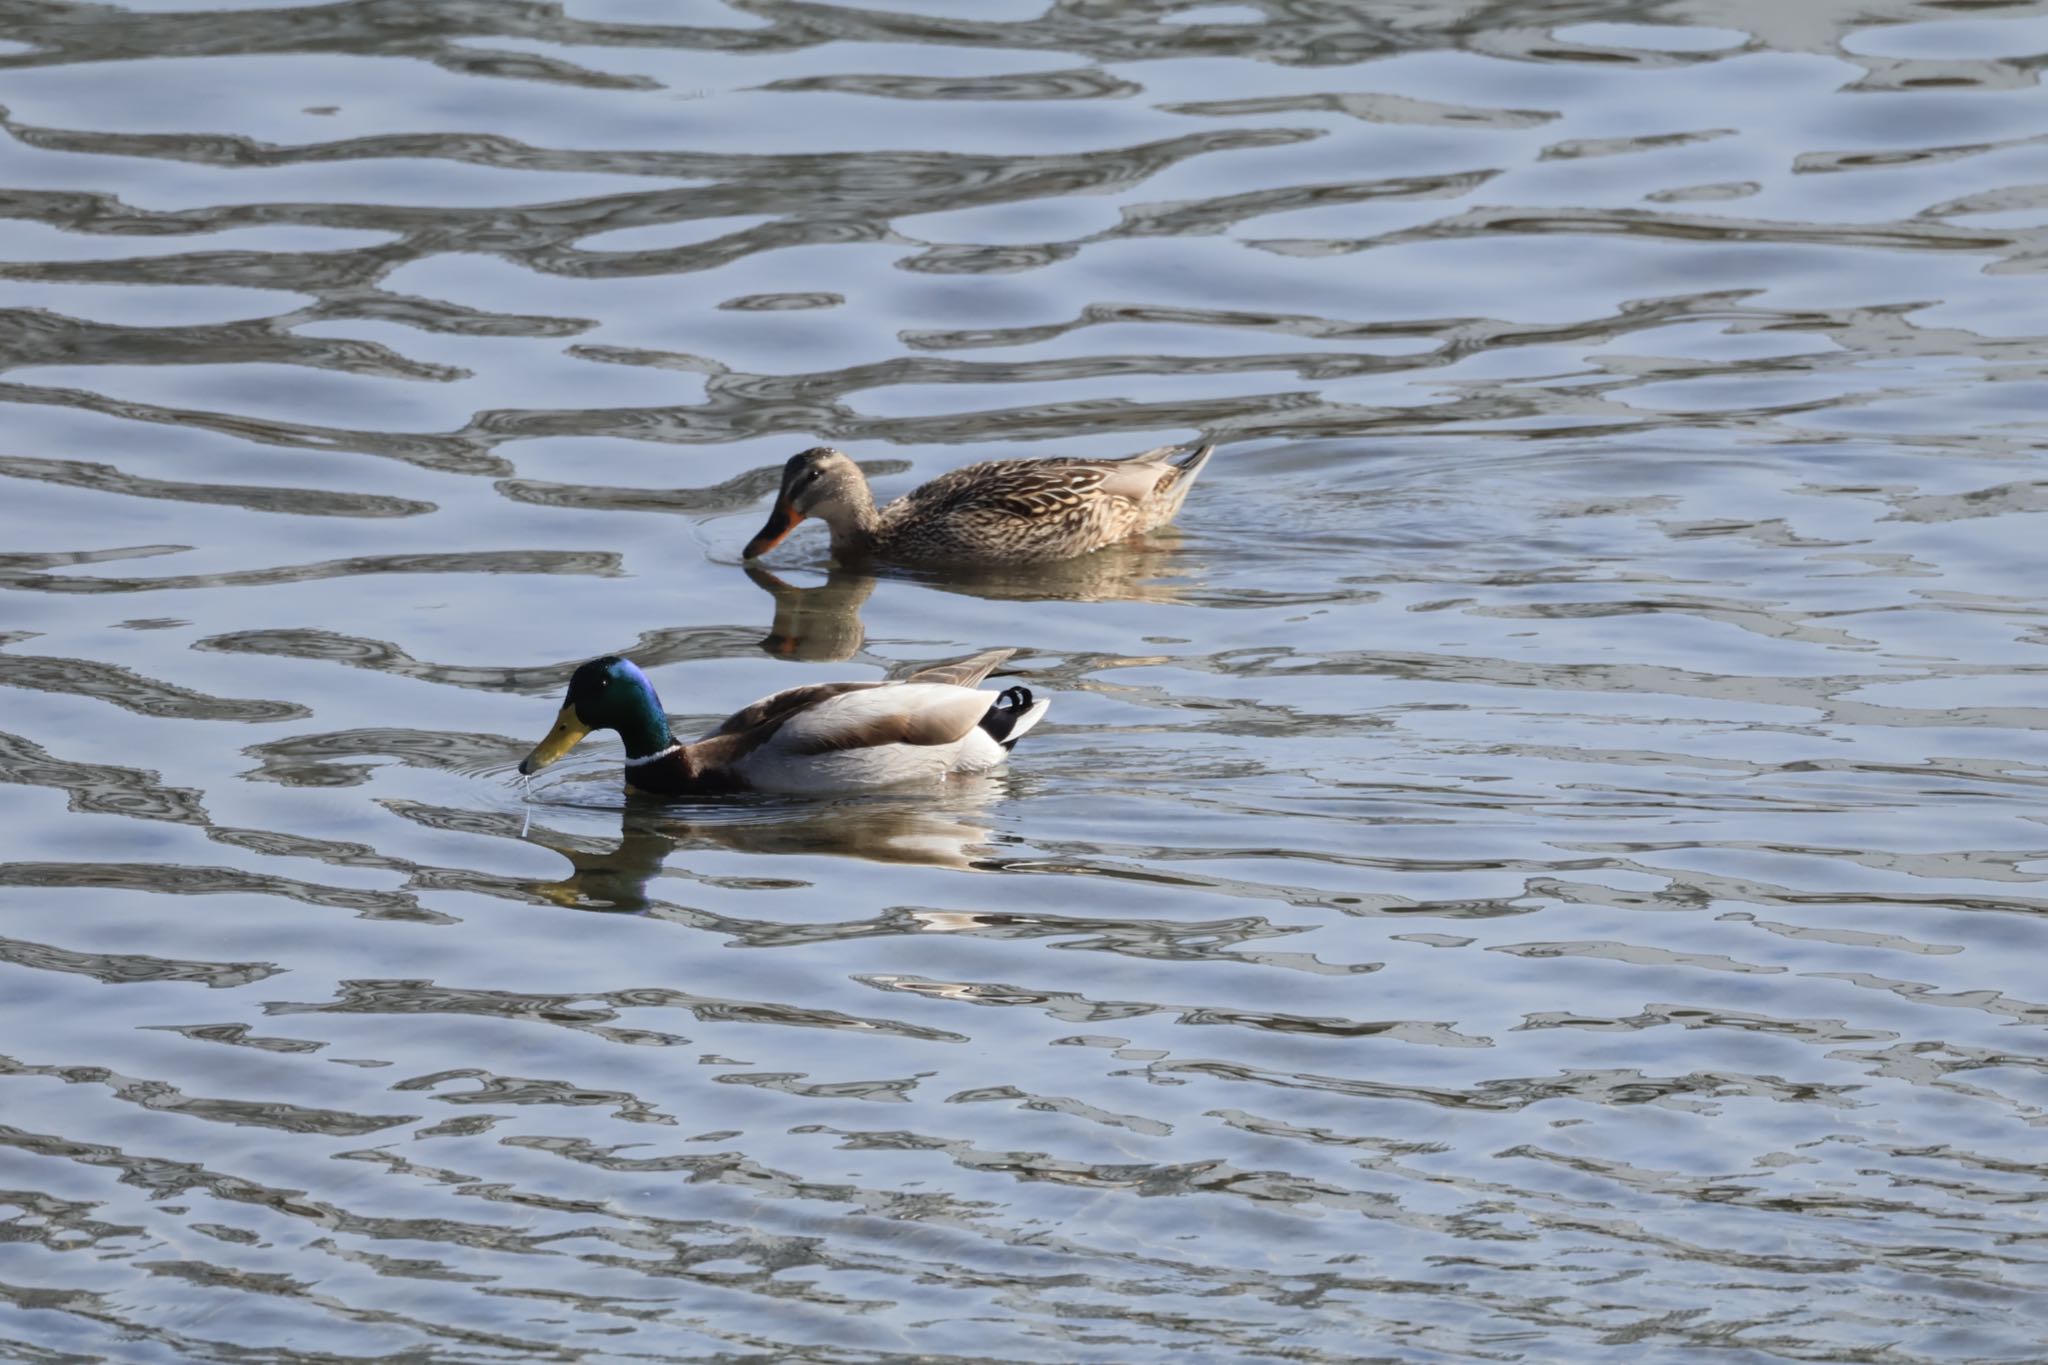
[
  {"x1": 980, "y1": 685, "x2": 1050, "y2": 750},
  {"x1": 1168, "y1": 441, "x2": 1215, "y2": 481}
]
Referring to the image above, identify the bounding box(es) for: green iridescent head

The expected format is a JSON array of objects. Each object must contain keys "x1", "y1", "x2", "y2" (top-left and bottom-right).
[{"x1": 518, "y1": 656, "x2": 673, "y2": 774}]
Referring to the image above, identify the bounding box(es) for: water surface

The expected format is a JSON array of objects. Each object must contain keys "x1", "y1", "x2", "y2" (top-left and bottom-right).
[{"x1": 4, "y1": 1, "x2": 2048, "y2": 1359}]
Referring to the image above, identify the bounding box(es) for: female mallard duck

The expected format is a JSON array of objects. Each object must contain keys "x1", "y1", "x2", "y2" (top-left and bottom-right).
[
  {"x1": 517, "y1": 649, "x2": 1047, "y2": 795},
  {"x1": 742, "y1": 442, "x2": 1214, "y2": 565}
]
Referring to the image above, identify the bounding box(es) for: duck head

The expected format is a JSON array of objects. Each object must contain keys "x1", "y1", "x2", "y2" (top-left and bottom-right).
[
  {"x1": 519, "y1": 656, "x2": 674, "y2": 774},
  {"x1": 743, "y1": 447, "x2": 869, "y2": 559}
]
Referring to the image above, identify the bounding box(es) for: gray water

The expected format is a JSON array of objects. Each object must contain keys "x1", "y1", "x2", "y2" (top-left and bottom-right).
[{"x1": 4, "y1": 2, "x2": 2048, "y2": 1360}]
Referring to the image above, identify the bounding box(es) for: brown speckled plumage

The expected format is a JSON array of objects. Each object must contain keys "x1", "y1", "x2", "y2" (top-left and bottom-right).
[{"x1": 742, "y1": 442, "x2": 1214, "y2": 565}]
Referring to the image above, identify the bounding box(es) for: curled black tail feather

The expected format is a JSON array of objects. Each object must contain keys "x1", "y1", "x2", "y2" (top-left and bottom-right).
[{"x1": 979, "y1": 685, "x2": 1036, "y2": 749}]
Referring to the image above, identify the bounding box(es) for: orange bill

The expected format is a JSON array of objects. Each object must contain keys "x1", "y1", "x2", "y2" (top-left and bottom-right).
[{"x1": 743, "y1": 498, "x2": 802, "y2": 559}]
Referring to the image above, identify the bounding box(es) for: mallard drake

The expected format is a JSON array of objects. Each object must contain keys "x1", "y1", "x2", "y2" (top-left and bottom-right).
[
  {"x1": 517, "y1": 649, "x2": 1047, "y2": 795},
  {"x1": 742, "y1": 442, "x2": 1214, "y2": 565}
]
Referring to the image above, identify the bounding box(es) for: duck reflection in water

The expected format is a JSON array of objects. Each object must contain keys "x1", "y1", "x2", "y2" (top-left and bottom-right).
[
  {"x1": 746, "y1": 540, "x2": 1201, "y2": 665},
  {"x1": 748, "y1": 563, "x2": 878, "y2": 662},
  {"x1": 519, "y1": 782, "x2": 1008, "y2": 913}
]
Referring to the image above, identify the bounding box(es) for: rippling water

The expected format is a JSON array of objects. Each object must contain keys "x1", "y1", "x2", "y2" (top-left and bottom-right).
[{"x1": 5, "y1": 1, "x2": 2048, "y2": 1359}]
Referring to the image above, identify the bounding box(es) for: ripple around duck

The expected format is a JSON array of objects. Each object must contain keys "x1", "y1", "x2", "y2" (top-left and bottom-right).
[{"x1": 4, "y1": 1, "x2": 2048, "y2": 1361}]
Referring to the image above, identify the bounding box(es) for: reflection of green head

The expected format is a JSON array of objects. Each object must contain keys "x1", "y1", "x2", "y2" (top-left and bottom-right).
[{"x1": 518, "y1": 656, "x2": 674, "y2": 775}]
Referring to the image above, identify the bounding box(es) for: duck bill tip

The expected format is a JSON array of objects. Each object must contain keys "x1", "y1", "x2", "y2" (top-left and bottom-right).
[
  {"x1": 743, "y1": 500, "x2": 801, "y2": 560},
  {"x1": 519, "y1": 703, "x2": 591, "y2": 776}
]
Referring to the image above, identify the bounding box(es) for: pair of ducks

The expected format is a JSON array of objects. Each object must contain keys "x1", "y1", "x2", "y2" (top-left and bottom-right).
[{"x1": 520, "y1": 442, "x2": 1214, "y2": 795}]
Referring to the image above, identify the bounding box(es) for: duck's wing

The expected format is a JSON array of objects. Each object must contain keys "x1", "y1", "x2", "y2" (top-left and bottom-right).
[
  {"x1": 702, "y1": 680, "x2": 878, "y2": 738},
  {"x1": 769, "y1": 683, "x2": 997, "y2": 757},
  {"x1": 902, "y1": 647, "x2": 1016, "y2": 688},
  {"x1": 705, "y1": 650, "x2": 1012, "y2": 735},
  {"x1": 898, "y1": 460, "x2": 1078, "y2": 522},
  {"x1": 902, "y1": 460, "x2": 1127, "y2": 520},
  {"x1": 909, "y1": 447, "x2": 1211, "y2": 522}
]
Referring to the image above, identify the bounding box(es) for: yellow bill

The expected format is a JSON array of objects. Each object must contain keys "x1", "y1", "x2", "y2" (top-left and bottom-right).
[{"x1": 518, "y1": 703, "x2": 592, "y2": 775}]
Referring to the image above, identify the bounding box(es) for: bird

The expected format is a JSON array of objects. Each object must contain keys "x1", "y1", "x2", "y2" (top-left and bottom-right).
[
  {"x1": 517, "y1": 648, "x2": 1047, "y2": 795},
  {"x1": 741, "y1": 442, "x2": 1214, "y2": 565}
]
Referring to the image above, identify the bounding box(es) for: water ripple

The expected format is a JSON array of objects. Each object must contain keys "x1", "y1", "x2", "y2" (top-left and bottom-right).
[{"x1": 5, "y1": 2, "x2": 2048, "y2": 1359}]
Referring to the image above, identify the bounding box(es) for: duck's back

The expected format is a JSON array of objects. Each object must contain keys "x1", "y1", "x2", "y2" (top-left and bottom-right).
[{"x1": 879, "y1": 457, "x2": 1163, "y2": 563}]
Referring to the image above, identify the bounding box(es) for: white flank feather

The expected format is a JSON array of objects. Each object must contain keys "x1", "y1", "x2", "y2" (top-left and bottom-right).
[{"x1": 732, "y1": 682, "x2": 1042, "y2": 793}]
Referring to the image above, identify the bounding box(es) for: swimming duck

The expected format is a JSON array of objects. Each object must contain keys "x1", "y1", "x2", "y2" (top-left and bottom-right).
[
  {"x1": 517, "y1": 649, "x2": 1046, "y2": 795},
  {"x1": 742, "y1": 442, "x2": 1214, "y2": 565}
]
